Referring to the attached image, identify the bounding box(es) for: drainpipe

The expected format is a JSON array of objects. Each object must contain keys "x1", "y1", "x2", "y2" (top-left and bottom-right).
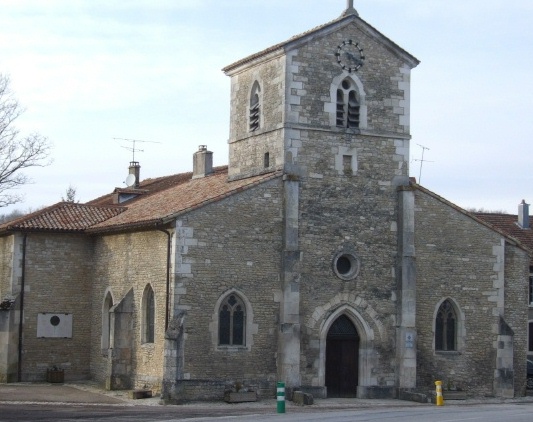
[
  {"x1": 158, "y1": 229, "x2": 171, "y2": 331},
  {"x1": 17, "y1": 233, "x2": 27, "y2": 382}
]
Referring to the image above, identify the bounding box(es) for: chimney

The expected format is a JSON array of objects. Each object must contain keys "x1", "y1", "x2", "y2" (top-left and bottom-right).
[
  {"x1": 128, "y1": 161, "x2": 140, "y2": 188},
  {"x1": 192, "y1": 145, "x2": 213, "y2": 179},
  {"x1": 518, "y1": 199, "x2": 530, "y2": 229}
]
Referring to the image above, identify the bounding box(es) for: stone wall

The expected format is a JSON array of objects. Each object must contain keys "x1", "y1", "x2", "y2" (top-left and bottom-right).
[
  {"x1": 503, "y1": 244, "x2": 529, "y2": 395},
  {"x1": 90, "y1": 230, "x2": 169, "y2": 392},
  {"x1": 0, "y1": 235, "x2": 18, "y2": 382},
  {"x1": 227, "y1": 20, "x2": 413, "y2": 183},
  {"x1": 0, "y1": 295, "x2": 19, "y2": 382},
  {"x1": 297, "y1": 131, "x2": 404, "y2": 395},
  {"x1": 163, "y1": 177, "x2": 283, "y2": 402},
  {"x1": 415, "y1": 189, "x2": 529, "y2": 397},
  {"x1": 285, "y1": 25, "x2": 412, "y2": 135},
  {"x1": 228, "y1": 55, "x2": 286, "y2": 180},
  {"x1": 0, "y1": 235, "x2": 14, "y2": 300},
  {"x1": 282, "y1": 22, "x2": 412, "y2": 396},
  {"x1": 17, "y1": 233, "x2": 92, "y2": 381}
]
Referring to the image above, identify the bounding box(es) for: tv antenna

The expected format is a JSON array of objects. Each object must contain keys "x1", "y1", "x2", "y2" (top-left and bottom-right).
[
  {"x1": 113, "y1": 138, "x2": 161, "y2": 162},
  {"x1": 413, "y1": 144, "x2": 433, "y2": 184}
]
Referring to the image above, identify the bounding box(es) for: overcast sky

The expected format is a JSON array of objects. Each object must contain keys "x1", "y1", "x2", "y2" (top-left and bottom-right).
[{"x1": 0, "y1": 0, "x2": 532, "y2": 215}]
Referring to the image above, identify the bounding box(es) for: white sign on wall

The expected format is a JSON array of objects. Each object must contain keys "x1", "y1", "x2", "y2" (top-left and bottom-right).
[
  {"x1": 37, "y1": 313, "x2": 73, "y2": 338},
  {"x1": 405, "y1": 332, "x2": 414, "y2": 348}
]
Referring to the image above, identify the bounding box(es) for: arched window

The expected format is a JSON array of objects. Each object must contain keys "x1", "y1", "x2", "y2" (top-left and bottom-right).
[
  {"x1": 101, "y1": 291, "x2": 113, "y2": 350},
  {"x1": 249, "y1": 81, "x2": 261, "y2": 132},
  {"x1": 435, "y1": 299, "x2": 457, "y2": 351},
  {"x1": 336, "y1": 78, "x2": 360, "y2": 129},
  {"x1": 218, "y1": 294, "x2": 245, "y2": 346},
  {"x1": 142, "y1": 284, "x2": 155, "y2": 344}
]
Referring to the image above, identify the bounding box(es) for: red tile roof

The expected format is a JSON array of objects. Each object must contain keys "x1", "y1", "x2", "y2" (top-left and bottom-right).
[
  {"x1": 88, "y1": 167, "x2": 281, "y2": 233},
  {"x1": 474, "y1": 212, "x2": 533, "y2": 264},
  {"x1": 0, "y1": 202, "x2": 125, "y2": 233},
  {"x1": 0, "y1": 166, "x2": 281, "y2": 235}
]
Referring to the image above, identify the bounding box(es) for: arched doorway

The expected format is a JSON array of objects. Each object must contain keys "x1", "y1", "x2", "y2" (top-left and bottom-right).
[{"x1": 325, "y1": 314, "x2": 359, "y2": 397}]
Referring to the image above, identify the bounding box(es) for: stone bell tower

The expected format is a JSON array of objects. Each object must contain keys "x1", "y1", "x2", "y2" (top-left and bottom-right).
[{"x1": 223, "y1": 0, "x2": 419, "y2": 396}]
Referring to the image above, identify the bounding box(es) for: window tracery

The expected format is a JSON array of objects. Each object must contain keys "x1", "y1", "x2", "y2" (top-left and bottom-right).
[
  {"x1": 435, "y1": 299, "x2": 457, "y2": 351},
  {"x1": 219, "y1": 294, "x2": 245, "y2": 346}
]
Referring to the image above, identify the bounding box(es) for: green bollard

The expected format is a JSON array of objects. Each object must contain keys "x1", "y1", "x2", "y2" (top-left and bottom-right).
[{"x1": 277, "y1": 381, "x2": 285, "y2": 413}]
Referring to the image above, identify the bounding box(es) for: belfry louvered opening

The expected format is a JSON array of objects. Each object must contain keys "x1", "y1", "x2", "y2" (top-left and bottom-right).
[
  {"x1": 249, "y1": 81, "x2": 261, "y2": 132},
  {"x1": 336, "y1": 78, "x2": 360, "y2": 129}
]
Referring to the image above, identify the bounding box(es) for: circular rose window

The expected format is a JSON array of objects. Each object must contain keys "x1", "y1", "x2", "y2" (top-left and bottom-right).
[{"x1": 332, "y1": 251, "x2": 360, "y2": 280}]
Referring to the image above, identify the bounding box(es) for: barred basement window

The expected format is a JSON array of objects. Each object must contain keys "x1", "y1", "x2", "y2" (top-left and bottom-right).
[
  {"x1": 435, "y1": 300, "x2": 457, "y2": 351},
  {"x1": 219, "y1": 294, "x2": 245, "y2": 346},
  {"x1": 249, "y1": 81, "x2": 261, "y2": 132},
  {"x1": 336, "y1": 78, "x2": 360, "y2": 129},
  {"x1": 142, "y1": 284, "x2": 155, "y2": 344}
]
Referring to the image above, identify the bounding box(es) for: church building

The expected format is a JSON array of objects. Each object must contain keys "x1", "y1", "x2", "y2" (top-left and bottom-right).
[{"x1": 0, "y1": 2, "x2": 530, "y2": 402}]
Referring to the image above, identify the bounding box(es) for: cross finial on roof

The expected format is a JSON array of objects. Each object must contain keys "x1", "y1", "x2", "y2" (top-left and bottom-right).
[{"x1": 342, "y1": 0, "x2": 359, "y2": 17}]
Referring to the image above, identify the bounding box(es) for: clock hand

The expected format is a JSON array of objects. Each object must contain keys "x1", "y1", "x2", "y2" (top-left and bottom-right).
[{"x1": 345, "y1": 52, "x2": 362, "y2": 66}]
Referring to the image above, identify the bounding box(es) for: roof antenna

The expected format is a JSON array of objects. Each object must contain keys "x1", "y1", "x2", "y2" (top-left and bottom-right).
[
  {"x1": 114, "y1": 138, "x2": 162, "y2": 187},
  {"x1": 113, "y1": 138, "x2": 161, "y2": 162},
  {"x1": 413, "y1": 144, "x2": 433, "y2": 184}
]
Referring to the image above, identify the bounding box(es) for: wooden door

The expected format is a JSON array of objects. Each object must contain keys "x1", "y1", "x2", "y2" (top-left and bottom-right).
[{"x1": 325, "y1": 315, "x2": 359, "y2": 398}]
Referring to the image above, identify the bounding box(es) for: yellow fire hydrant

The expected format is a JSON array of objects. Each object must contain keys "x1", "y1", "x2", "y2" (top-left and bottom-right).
[{"x1": 435, "y1": 380, "x2": 444, "y2": 406}]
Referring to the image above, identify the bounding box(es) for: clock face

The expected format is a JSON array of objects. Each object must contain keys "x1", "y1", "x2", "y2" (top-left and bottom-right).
[{"x1": 335, "y1": 40, "x2": 365, "y2": 72}]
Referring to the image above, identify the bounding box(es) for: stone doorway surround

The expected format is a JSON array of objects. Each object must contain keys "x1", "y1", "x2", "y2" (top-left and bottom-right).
[
  {"x1": 325, "y1": 314, "x2": 360, "y2": 397},
  {"x1": 312, "y1": 300, "x2": 384, "y2": 399}
]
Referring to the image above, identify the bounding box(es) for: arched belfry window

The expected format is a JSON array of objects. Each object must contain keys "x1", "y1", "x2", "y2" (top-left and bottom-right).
[
  {"x1": 336, "y1": 78, "x2": 360, "y2": 128},
  {"x1": 249, "y1": 81, "x2": 261, "y2": 132},
  {"x1": 435, "y1": 299, "x2": 457, "y2": 351},
  {"x1": 219, "y1": 294, "x2": 245, "y2": 346},
  {"x1": 142, "y1": 284, "x2": 155, "y2": 344}
]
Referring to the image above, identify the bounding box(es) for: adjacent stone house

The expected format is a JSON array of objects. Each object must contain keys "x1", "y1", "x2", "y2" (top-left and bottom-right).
[
  {"x1": 474, "y1": 203, "x2": 533, "y2": 384},
  {"x1": 0, "y1": 3, "x2": 530, "y2": 401}
]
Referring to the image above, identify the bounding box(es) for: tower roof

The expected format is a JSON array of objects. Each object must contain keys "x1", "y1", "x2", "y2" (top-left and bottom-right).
[{"x1": 222, "y1": 5, "x2": 419, "y2": 75}]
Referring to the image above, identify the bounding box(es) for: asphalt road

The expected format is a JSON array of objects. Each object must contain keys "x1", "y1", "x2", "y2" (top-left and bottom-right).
[
  {"x1": 2, "y1": 402, "x2": 533, "y2": 422},
  {"x1": 0, "y1": 402, "x2": 274, "y2": 422},
  {"x1": 1, "y1": 383, "x2": 533, "y2": 422}
]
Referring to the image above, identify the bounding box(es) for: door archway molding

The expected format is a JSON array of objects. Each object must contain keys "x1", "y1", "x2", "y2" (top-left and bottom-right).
[{"x1": 318, "y1": 304, "x2": 378, "y2": 394}]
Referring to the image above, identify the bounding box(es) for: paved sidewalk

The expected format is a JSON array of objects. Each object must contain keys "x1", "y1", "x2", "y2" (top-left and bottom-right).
[
  {"x1": 0, "y1": 382, "x2": 130, "y2": 405},
  {"x1": 1, "y1": 381, "x2": 533, "y2": 410}
]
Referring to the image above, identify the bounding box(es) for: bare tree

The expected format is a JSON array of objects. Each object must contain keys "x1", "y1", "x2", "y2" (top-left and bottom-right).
[
  {"x1": 0, "y1": 74, "x2": 52, "y2": 207},
  {"x1": 0, "y1": 208, "x2": 25, "y2": 224},
  {"x1": 62, "y1": 184, "x2": 78, "y2": 203}
]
